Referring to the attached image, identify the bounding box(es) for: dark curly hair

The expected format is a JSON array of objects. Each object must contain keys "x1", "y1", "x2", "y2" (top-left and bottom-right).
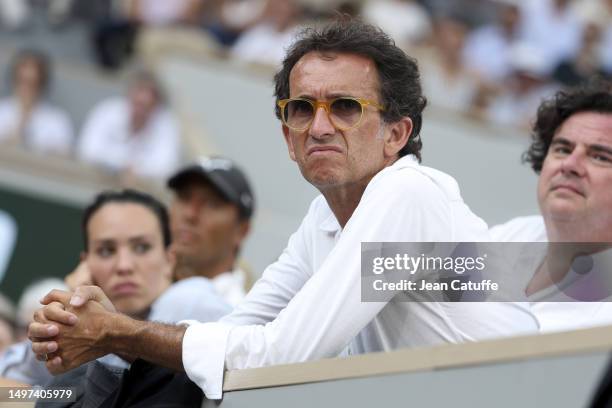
[
  {"x1": 273, "y1": 17, "x2": 427, "y2": 161},
  {"x1": 523, "y1": 81, "x2": 612, "y2": 173}
]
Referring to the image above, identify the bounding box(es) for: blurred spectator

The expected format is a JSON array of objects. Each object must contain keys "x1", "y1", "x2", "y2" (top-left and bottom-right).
[
  {"x1": 462, "y1": 1, "x2": 521, "y2": 84},
  {"x1": 123, "y1": 0, "x2": 204, "y2": 26},
  {"x1": 77, "y1": 69, "x2": 181, "y2": 181},
  {"x1": 92, "y1": 0, "x2": 204, "y2": 70},
  {"x1": 518, "y1": 0, "x2": 584, "y2": 75},
  {"x1": 574, "y1": 0, "x2": 612, "y2": 76},
  {"x1": 92, "y1": 22, "x2": 139, "y2": 70},
  {"x1": 0, "y1": 50, "x2": 74, "y2": 155},
  {"x1": 572, "y1": 0, "x2": 612, "y2": 27},
  {"x1": 422, "y1": 0, "x2": 499, "y2": 27},
  {"x1": 206, "y1": 0, "x2": 267, "y2": 47},
  {"x1": 167, "y1": 157, "x2": 254, "y2": 306},
  {"x1": 0, "y1": 0, "x2": 74, "y2": 30},
  {"x1": 230, "y1": 0, "x2": 302, "y2": 67},
  {"x1": 44, "y1": 0, "x2": 75, "y2": 27},
  {"x1": 361, "y1": 0, "x2": 431, "y2": 50},
  {"x1": 553, "y1": 21, "x2": 609, "y2": 87},
  {"x1": 485, "y1": 43, "x2": 558, "y2": 128},
  {"x1": 0, "y1": 292, "x2": 16, "y2": 353},
  {"x1": 0, "y1": 0, "x2": 27, "y2": 30},
  {"x1": 0, "y1": 210, "x2": 16, "y2": 285},
  {"x1": 421, "y1": 17, "x2": 478, "y2": 112}
]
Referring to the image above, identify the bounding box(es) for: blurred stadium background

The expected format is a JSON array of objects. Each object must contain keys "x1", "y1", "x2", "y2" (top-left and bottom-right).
[{"x1": 0, "y1": 0, "x2": 609, "y2": 321}]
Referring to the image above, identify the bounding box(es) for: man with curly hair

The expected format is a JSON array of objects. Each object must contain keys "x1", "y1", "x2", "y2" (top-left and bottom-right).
[{"x1": 491, "y1": 81, "x2": 612, "y2": 332}]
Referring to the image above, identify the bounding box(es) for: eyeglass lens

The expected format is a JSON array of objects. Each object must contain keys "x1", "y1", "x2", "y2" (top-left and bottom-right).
[{"x1": 284, "y1": 98, "x2": 363, "y2": 130}]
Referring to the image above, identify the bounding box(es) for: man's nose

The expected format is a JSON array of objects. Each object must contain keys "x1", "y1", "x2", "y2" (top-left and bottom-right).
[
  {"x1": 308, "y1": 106, "x2": 335, "y2": 139},
  {"x1": 181, "y1": 200, "x2": 201, "y2": 222},
  {"x1": 560, "y1": 150, "x2": 586, "y2": 178}
]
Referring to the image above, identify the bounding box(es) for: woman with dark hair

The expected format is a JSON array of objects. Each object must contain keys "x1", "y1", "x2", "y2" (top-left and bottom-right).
[{"x1": 0, "y1": 189, "x2": 230, "y2": 390}]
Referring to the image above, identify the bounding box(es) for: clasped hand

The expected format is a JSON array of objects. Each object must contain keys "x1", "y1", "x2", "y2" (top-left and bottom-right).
[{"x1": 28, "y1": 286, "x2": 117, "y2": 374}]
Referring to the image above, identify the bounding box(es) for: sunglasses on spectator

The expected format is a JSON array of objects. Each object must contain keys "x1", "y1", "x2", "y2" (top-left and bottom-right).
[{"x1": 277, "y1": 97, "x2": 384, "y2": 131}]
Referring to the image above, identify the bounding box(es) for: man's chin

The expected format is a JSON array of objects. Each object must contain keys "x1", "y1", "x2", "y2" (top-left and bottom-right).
[
  {"x1": 545, "y1": 202, "x2": 585, "y2": 222},
  {"x1": 174, "y1": 243, "x2": 201, "y2": 257},
  {"x1": 301, "y1": 165, "x2": 343, "y2": 188}
]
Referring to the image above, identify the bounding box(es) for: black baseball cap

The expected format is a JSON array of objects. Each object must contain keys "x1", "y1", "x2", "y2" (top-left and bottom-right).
[{"x1": 167, "y1": 157, "x2": 255, "y2": 219}]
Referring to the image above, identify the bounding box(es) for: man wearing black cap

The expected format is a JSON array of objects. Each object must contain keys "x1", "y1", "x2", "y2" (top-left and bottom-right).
[{"x1": 167, "y1": 156, "x2": 254, "y2": 306}]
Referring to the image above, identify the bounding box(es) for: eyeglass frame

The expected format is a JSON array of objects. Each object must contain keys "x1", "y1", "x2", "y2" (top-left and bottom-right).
[{"x1": 277, "y1": 96, "x2": 385, "y2": 131}]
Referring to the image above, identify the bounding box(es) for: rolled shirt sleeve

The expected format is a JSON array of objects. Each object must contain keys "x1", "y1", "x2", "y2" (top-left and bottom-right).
[{"x1": 182, "y1": 322, "x2": 233, "y2": 400}]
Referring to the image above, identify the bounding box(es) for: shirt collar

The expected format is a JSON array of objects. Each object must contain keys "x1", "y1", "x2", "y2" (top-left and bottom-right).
[
  {"x1": 319, "y1": 210, "x2": 341, "y2": 233},
  {"x1": 315, "y1": 155, "x2": 419, "y2": 234},
  {"x1": 388, "y1": 154, "x2": 419, "y2": 170}
]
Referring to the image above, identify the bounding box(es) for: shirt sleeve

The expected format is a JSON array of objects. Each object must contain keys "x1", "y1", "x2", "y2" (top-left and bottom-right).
[{"x1": 182, "y1": 169, "x2": 462, "y2": 399}]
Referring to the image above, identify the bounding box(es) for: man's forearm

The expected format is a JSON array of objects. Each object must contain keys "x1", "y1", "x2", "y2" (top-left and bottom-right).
[{"x1": 104, "y1": 314, "x2": 187, "y2": 372}]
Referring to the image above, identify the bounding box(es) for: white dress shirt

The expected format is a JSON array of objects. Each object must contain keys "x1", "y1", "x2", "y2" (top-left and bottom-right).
[
  {"x1": 77, "y1": 97, "x2": 180, "y2": 180},
  {"x1": 490, "y1": 215, "x2": 612, "y2": 333},
  {"x1": 183, "y1": 156, "x2": 538, "y2": 399}
]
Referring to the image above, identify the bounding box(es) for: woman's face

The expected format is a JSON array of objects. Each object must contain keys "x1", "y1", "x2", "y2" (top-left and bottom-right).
[
  {"x1": 14, "y1": 58, "x2": 44, "y2": 102},
  {"x1": 85, "y1": 202, "x2": 173, "y2": 317}
]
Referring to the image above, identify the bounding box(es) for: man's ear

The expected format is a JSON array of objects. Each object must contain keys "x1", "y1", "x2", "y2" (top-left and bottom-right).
[
  {"x1": 282, "y1": 124, "x2": 297, "y2": 162},
  {"x1": 235, "y1": 220, "x2": 251, "y2": 246},
  {"x1": 383, "y1": 117, "x2": 413, "y2": 158}
]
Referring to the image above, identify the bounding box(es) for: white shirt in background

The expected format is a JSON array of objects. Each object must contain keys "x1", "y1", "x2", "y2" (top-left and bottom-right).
[
  {"x1": 463, "y1": 25, "x2": 516, "y2": 83},
  {"x1": 0, "y1": 98, "x2": 74, "y2": 155},
  {"x1": 230, "y1": 24, "x2": 299, "y2": 67},
  {"x1": 362, "y1": 0, "x2": 431, "y2": 48},
  {"x1": 77, "y1": 97, "x2": 180, "y2": 180},
  {"x1": 518, "y1": 0, "x2": 583, "y2": 73},
  {"x1": 183, "y1": 155, "x2": 538, "y2": 399},
  {"x1": 420, "y1": 59, "x2": 478, "y2": 113},
  {"x1": 490, "y1": 215, "x2": 612, "y2": 333},
  {"x1": 133, "y1": 0, "x2": 195, "y2": 26}
]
